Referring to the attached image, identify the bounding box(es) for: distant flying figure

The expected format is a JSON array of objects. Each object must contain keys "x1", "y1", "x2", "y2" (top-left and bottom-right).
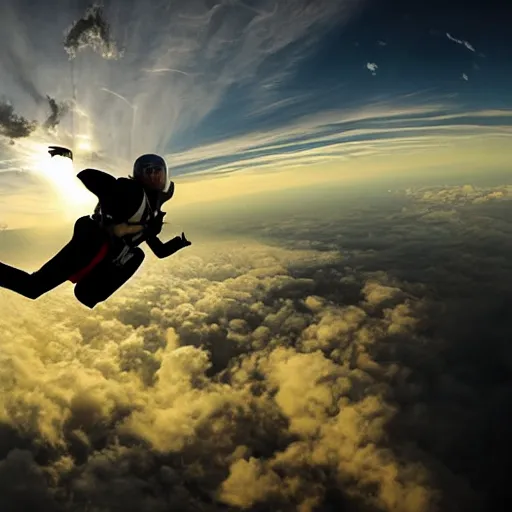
[{"x1": 0, "y1": 149, "x2": 191, "y2": 308}]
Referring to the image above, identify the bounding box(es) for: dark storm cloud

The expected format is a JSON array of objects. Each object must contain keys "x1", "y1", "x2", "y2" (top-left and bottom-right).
[
  {"x1": 1, "y1": 184, "x2": 512, "y2": 510},
  {"x1": 0, "y1": 100, "x2": 37, "y2": 139},
  {"x1": 64, "y1": 4, "x2": 123, "y2": 60}
]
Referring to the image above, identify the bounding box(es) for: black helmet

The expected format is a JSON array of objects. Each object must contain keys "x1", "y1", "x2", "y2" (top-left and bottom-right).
[{"x1": 133, "y1": 154, "x2": 169, "y2": 191}]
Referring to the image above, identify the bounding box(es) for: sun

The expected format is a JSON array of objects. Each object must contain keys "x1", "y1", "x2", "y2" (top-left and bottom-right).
[
  {"x1": 40, "y1": 154, "x2": 94, "y2": 206},
  {"x1": 24, "y1": 142, "x2": 96, "y2": 218},
  {"x1": 78, "y1": 140, "x2": 92, "y2": 152},
  {"x1": 76, "y1": 134, "x2": 93, "y2": 153},
  {"x1": 8, "y1": 137, "x2": 99, "y2": 225}
]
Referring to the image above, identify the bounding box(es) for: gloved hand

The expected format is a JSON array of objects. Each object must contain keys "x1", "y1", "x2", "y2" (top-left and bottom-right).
[
  {"x1": 48, "y1": 146, "x2": 73, "y2": 160},
  {"x1": 179, "y1": 232, "x2": 192, "y2": 247},
  {"x1": 152, "y1": 231, "x2": 192, "y2": 258}
]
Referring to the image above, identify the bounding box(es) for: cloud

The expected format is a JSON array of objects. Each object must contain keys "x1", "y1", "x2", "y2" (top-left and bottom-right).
[
  {"x1": 64, "y1": 4, "x2": 123, "y2": 60},
  {"x1": 404, "y1": 183, "x2": 512, "y2": 206},
  {"x1": 0, "y1": 93, "x2": 68, "y2": 145},
  {"x1": 366, "y1": 62, "x2": 378, "y2": 75},
  {"x1": 0, "y1": 0, "x2": 508, "y2": 230},
  {"x1": 0, "y1": 101, "x2": 37, "y2": 139},
  {"x1": 1, "y1": 182, "x2": 512, "y2": 510},
  {"x1": 10, "y1": 95, "x2": 512, "y2": 227},
  {"x1": 164, "y1": 104, "x2": 512, "y2": 180},
  {"x1": 446, "y1": 33, "x2": 476, "y2": 52},
  {"x1": 43, "y1": 96, "x2": 70, "y2": 131},
  {"x1": 0, "y1": 0, "x2": 365, "y2": 170}
]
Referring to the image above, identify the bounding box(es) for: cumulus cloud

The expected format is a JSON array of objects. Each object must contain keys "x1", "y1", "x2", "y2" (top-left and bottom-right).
[
  {"x1": 404, "y1": 183, "x2": 512, "y2": 206},
  {"x1": 1, "y1": 184, "x2": 511, "y2": 510}
]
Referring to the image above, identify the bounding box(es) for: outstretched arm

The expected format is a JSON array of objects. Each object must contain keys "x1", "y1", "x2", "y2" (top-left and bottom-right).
[
  {"x1": 146, "y1": 233, "x2": 191, "y2": 259},
  {"x1": 77, "y1": 169, "x2": 116, "y2": 198}
]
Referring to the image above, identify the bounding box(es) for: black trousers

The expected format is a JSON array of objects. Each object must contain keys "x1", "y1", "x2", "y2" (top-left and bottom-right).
[{"x1": 0, "y1": 216, "x2": 144, "y2": 308}]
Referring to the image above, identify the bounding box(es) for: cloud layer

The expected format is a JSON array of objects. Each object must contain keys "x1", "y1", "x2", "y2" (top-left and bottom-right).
[{"x1": 1, "y1": 183, "x2": 511, "y2": 510}]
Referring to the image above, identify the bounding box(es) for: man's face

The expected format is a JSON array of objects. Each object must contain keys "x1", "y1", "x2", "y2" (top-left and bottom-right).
[{"x1": 144, "y1": 167, "x2": 166, "y2": 191}]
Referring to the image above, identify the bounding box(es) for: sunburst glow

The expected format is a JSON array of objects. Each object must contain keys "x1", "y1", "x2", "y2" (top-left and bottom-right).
[{"x1": 26, "y1": 142, "x2": 96, "y2": 219}]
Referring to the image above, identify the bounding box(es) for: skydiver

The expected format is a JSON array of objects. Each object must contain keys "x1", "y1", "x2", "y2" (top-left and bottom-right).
[{"x1": 0, "y1": 149, "x2": 191, "y2": 308}]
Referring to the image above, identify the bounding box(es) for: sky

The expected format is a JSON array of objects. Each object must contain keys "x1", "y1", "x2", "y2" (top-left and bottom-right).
[
  {"x1": 1, "y1": 0, "x2": 512, "y2": 511},
  {"x1": 0, "y1": 0, "x2": 511, "y2": 227}
]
